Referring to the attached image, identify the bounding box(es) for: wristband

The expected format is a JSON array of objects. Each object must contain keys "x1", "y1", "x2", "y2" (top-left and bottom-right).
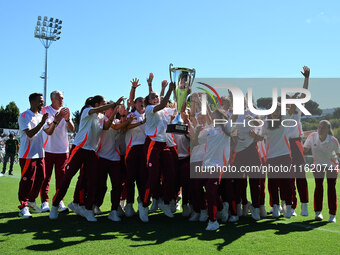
[
  {"x1": 65, "y1": 119, "x2": 70, "y2": 122},
  {"x1": 121, "y1": 115, "x2": 126, "y2": 117},
  {"x1": 132, "y1": 87, "x2": 136, "y2": 89},
  {"x1": 53, "y1": 121, "x2": 58, "y2": 125}
]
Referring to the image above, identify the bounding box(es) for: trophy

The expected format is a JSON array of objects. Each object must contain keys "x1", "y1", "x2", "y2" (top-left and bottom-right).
[{"x1": 166, "y1": 63, "x2": 195, "y2": 134}]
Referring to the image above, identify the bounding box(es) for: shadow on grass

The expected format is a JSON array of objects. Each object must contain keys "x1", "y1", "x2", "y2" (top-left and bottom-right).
[{"x1": 0, "y1": 211, "x2": 330, "y2": 252}]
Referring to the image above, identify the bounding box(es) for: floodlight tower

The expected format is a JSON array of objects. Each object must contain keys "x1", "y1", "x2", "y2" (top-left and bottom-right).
[{"x1": 34, "y1": 16, "x2": 62, "y2": 105}]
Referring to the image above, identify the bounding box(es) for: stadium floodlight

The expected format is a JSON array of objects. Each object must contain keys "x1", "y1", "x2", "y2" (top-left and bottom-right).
[
  {"x1": 59, "y1": 20, "x2": 62, "y2": 24},
  {"x1": 34, "y1": 15, "x2": 63, "y2": 105}
]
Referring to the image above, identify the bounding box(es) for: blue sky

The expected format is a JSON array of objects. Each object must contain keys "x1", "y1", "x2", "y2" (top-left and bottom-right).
[{"x1": 0, "y1": 0, "x2": 339, "y2": 113}]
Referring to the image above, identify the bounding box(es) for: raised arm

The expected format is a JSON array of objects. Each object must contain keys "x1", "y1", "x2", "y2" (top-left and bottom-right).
[
  {"x1": 301, "y1": 65, "x2": 310, "y2": 90},
  {"x1": 129, "y1": 78, "x2": 141, "y2": 104},
  {"x1": 153, "y1": 82, "x2": 175, "y2": 112},
  {"x1": 147, "y1": 73, "x2": 154, "y2": 93},
  {"x1": 160, "y1": 80, "x2": 168, "y2": 97},
  {"x1": 89, "y1": 96, "x2": 124, "y2": 115}
]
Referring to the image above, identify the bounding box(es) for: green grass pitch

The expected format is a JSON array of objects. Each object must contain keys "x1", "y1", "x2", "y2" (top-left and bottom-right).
[{"x1": 0, "y1": 164, "x2": 339, "y2": 254}]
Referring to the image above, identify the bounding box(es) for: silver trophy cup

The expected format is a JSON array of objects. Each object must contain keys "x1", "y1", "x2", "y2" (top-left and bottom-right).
[{"x1": 166, "y1": 63, "x2": 195, "y2": 134}]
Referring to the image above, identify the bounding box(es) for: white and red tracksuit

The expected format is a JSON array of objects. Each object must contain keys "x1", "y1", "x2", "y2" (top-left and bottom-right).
[
  {"x1": 304, "y1": 132, "x2": 339, "y2": 215},
  {"x1": 52, "y1": 107, "x2": 104, "y2": 210}
]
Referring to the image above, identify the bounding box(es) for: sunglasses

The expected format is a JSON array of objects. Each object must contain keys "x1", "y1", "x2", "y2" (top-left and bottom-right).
[{"x1": 150, "y1": 95, "x2": 159, "y2": 99}]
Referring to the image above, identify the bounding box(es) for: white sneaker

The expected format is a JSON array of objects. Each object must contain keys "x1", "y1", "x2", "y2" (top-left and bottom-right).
[
  {"x1": 242, "y1": 202, "x2": 251, "y2": 216},
  {"x1": 237, "y1": 203, "x2": 242, "y2": 216},
  {"x1": 93, "y1": 205, "x2": 103, "y2": 215},
  {"x1": 138, "y1": 203, "x2": 149, "y2": 223},
  {"x1": 28, "y1": 201, "x2": 42, "y2": 213},
  {"x1": 19, "y1": 207, "x2": 32, "y2": 218},
  {"x1": 68, "y1": 202, "x2": 80, "y2": 215},
  {"x1": 150, "y1": 198, "x2": 159, "y2": 212},
  {"x1": 272, "y1": 204, "x2": 280, "y2": 218},
  {"x1": 120, "y1": 200, "x2": 126, "y2": 210},
  {"x1": 259, "y1": 205, "x2": 267, "y2": 218},
  {"x1": 228, "y1": 215, "x2": 239, "y2": 223},
  {"x1": 199, "y1": 209, "x2": 208, "y2": 222},
  {"x1": 206, "y1": 220, "x2": 219, "y2": 231},
  {"x1": 41, "y1": 201, "x2": 50, "y2": 212},
  {"x1": 170, "y1": 199, "x2": 176, "y2": 213},
  {"x1": 124, "y1": 203, "x2": 136, "y2": 217},
  {"x1": 221, "y1": 202, "x2": 229, "y2": 223},
  {"x1": 328, "y1": 214, "x2": 336, "y2": 223},
  {"x1": 315, "y1": 211, "x2": 323, "y2": 221},
  {"x1": 250, "y1": 206, "x2": 261, "y2": 221},
  {"x1": 281, "y1": 200, "x2": 286, "y2": 214},
  {"x1": 291, "y1": 208, "x2": 297, "y2": 217},
  {"x1": 182, "y1": 204, "x2": 191, "y2": 217},
  {"x1": 176, "y1": 201, "x2": 181, "y2": 211},
  {"x1": 284, "y1": 205, "x2": 292, "y2": 219},
  {"x1": 49, "y1": 206, "x2": 59, "y2": 220},
  {"x1": 188, "y1": 211, "x2": 200, "y2": 222},
  {"x1": 58, "y1": 201, "x2": 69, "y2": 213},
  {"x1": 159, "y1": 202, "x2": 174, "y2": 218},
  {"x1": 117, "y1": 204, "x2": 125, "y2": 217},
  {"x1": 301, "y1": 203, "x2": 308, "y2": 216},
  {"x1": 83, "y1": 209, "x2": 97, "y2": 222},
  {"x1": 108, "y1": 210, "x2": 121, "y2": 222}
]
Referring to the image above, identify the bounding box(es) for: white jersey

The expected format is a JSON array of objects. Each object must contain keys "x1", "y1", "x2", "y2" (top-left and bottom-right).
[
  {"x1": 191, "y1": 125, "x2": 207, "y2": 163},
  {"x1": 18, "y1": 109, "x2": 45, "y2": 159},
  {"x1": 42, "y1": 105, "x2": 69, "y2": 154},
  {"x1": 304, "y1": 132, "x2": 340, "y2": 167},
  {"x1": 145, "y1": 105, "x2": 169, "y2": 142},
  {"x1": 203, "y1": 125, "x2": 231, "y2": 167},
  {"x1": 286, "y1": 109, "x2": 303, "y2": 139},
  {"x1": 125, "y1": 110, "x2": 146, "y2": 148},
  {"x1": 163, "y1": 108, "x2": 177, "y2": 147},
  {"x1": 73, "y1": 107, "x2": 104, "y2": 151},
  {"x1": 173, "y1": 133, "x2": 190, "y2": 159},
  {"x1": 235, "y1": 111, "x2": 256, "y2": 152},
  {"x1": 97, "y1": 118, "x2": 120, "y2": 161},
  {"x1": 260, "y1": 116, "x2": 291, "y2": 159}
]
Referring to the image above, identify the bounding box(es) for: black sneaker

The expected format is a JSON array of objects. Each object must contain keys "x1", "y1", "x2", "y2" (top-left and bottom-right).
[{"x1": 9, "y1": 172, "x2": 13, "y2": 176}]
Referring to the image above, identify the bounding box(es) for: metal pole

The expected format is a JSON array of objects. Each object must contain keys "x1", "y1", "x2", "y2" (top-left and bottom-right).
[{"x1": 44, "y1": 46, "x2": 48, "y2": 106}]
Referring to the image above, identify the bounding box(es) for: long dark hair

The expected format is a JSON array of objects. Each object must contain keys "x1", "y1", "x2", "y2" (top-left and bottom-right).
[
  {"x1": 79, "y1": 95, "x2": 105, "y2": 117},
  {"x1": 144, "y1": 93, "x2": 153, "y2": 107}
]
